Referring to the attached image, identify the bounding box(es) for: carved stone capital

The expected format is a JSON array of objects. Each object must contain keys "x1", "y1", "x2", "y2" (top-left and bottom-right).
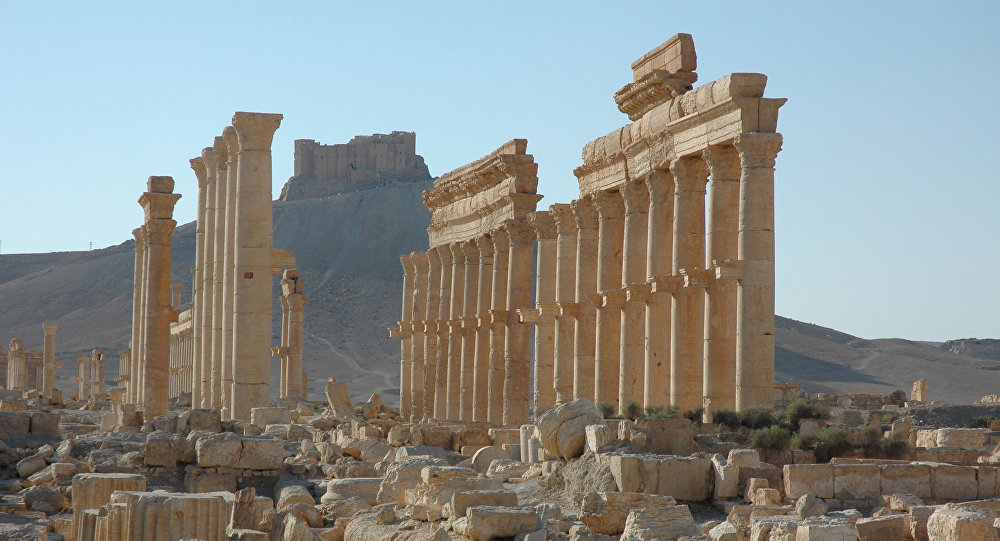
[
  {"x1": 491, "y1": 229, "x2": 510, "y2": 253},
  {"x1": 190, "y1": 157, "x2": 208, "y2": 189},
  {"x1": 670, "y1": 156, "x2": 709, "y2": 192},
  {"x1": 138, "y1": 189, "x2": 181, "y2": 221},
  {"x1": 571, "y1": 196, "x2": 599, "y2": 230},
  {"x1": 436, "y1": 245, "x2": 453, "y2": 266},
  {"x1": 500, "y1": 221, "x2": 534, "y2": 245},
  {"x1": 201, "y1": 147, "x2": 219, "y2": 175},
  {"x1": 703, "y1": 145, "x2": 741, "y2": 181},
  {"x1": 529, "y1": 211, "x2": 557, "y2": 240},
  {"x1": 222, "y1": 126, "x2": 239, "y2": 162},
  {"x1": 449, "y1": 243, "x2": 466, "y2": 264},
  {"x1": 464, "y1": 239, "x2": 483, "y2": 259},
  {"x1": 734, "y1": 133, "x2": 783, "y2": 169},
  {"x1": 549, "y1": 203, "x2": 577, "y2": 235},
  {"x1": 646, "y1": 169, "x2": 675, "y2": 204},
  {"x1": 212, "y1": 136, "x2": 228, "y2": 169},
  {"x1": 410, "y1": 252, "x2": 429, "y2": 272},
  {"x1": 132, "y1": 227, "x2": 146, "y2": 246},
  {"x1": 144, "y1": 220, "x2": 177, "y2": 245},
  {"x1": 400, "y1": 254, "x2": 415, "y2": 276},
  {"x1": 232, "y1": 111, "x2": 283, "y2": 152},
  {"x1": 621, "y1": 178, "x2": 650, "y2": 215},
  {"x1": 43, "y1": 323, "x2": 57, "y2": 335},
  {"x1": 593, "y1": 190, "x2": 625, "y2": 219}
]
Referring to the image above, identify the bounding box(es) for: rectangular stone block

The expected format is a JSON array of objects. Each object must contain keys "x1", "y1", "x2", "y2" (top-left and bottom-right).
[
  {"x1": 196, "y1": 433, "x2": 242, "y2": 467},
  {"x1": 657, "y1": 456, "x2": 712, "y2": 502},
  {"x1": 608, "y1": 454, "x2": 641, "y2": 493},
  {"x1": 784, "y1": 464, "x2": 834, "y2": 500},
  {"x1": 978, "y1": 465, "x2": 999, "y2": 500},
  {"x1": 0, "y1": 412, "x2": 30, "y2": 440},
  {"x1": 451, "y1": 490, "x2": 517, "y2": 519},
  {"x1": 932, "y1": 464, "x2": 978, "y2": 501},
  {"x1": 936, "y1": 428, "x2": 986, "y2": 449},
  {"x1": 239, "y1": 436, "x2": 284, "y2": 471},
  {"x1": 879, "y1": 464, "x2": 932, "y2": 500},
  {"x1": 857, "y1": 514, "x2": 911, "y2": 541},
  {"x1": 250, "y1": 407, "x2": 291, "y2": 427},
  {"x1": 833, "y1": 464, "x2": 880, "y2": 501}
]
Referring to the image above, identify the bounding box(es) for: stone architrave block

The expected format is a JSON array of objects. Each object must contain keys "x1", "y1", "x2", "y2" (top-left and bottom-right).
[
  {"x1": 465, "y1": 506, "x2": 539, "y2": 541},
  {"x1": 879, "y1": 464, "x2": 932, "y2": 500},
  {"x1": 451, "y1": 490, "x2": 517, "y2": 519},
  {"x1": 926, "y1": 507, "x2": 1000, "y2": 541},
  {"x1": 932, "y1": 464, "x2": 978, "y2": 502},
  {"x1": 580, "y1": 492, "x2": 677, "y2": 535},
  {"x1": 784, "y1": 464, "x2": 834, "y2": 500},
  {"x1": 657, "y1": 456, "x2": 712, "y2": 502},
  {"x1": 585, "y1": 423, "x2": 612, "y2": 454},
  {"x1": 833, "y1": 464, "x2": 880, "y2": 502}
]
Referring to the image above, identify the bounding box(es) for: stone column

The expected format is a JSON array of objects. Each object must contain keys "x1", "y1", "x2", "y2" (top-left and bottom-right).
[
  {"x1": 703, "y1": 146, "x2": 741, "y2": 414},
  {"x1": 92, "y1": 348, "x2": 105, "y2": 396},
  {"x1": 281, "y1": 269, "x2": 307, "y2": 399},
  {"x1": 528, "y1": 212, "x2": 557, "y2": 415},
  {"x1": 210, "y1": 137, "x2": 228, "y2": 411},
  {"x1": 398, "y1": 255, "x2": 415, "y2": 421},
  {"x1": 130, "y1": 227, "x2": 146, "y2": 404},
  {"x1": 221, "y1": 126, "x2": 239, "y2": 417},
  {"x1": 734, "y1": 133, "x2": 782, "y2": 409},
  {"x1": 199, "y1": 146, "x2": 219, "y2": 408},
  {"x1": 278, "y1": 295, "x2": 290, "y2": 398},
  {"x1": 504, "y1": 221, "x2": 535, "y2": 425},
  {"x1": 669, "y1": 156, "x2": 709, "y2": 411},
  {"x1": 549, "y1": 204, "x2": 577, "y2": 406},
  {"x1": 76, "y1": 353, "x2": 88, "y2": 400},
  {"x1": 138, "y1": 225, "x2": 150, "y2": 406},
  {"x1": 572, "y1": 197, "x2": 599, "y2": 401},
  {"x1": 230, "y1": 111, "x2": 282, "y2": 421},
  {"x1": 140, "y1": 176, "x2": 181, "y2": 420},
  {"x1": 42, "y1": 323, "x2": 57, "y2": 397},
  {"x1": 423, "y1": 249, "x2": 441, "y2": 418},
  {"x1": 593, "y1": 190, "x2": 625, "y2": 408},
  {"x1": 116, "y1": 348, "x2": 130, "y2": 391},
  {"x1": 487, "y1": 230, "x2": 509, "y2": 424},
  {"x1": 409, "y1": 252, "x2": 429, "y2": 421},
  {"x1": 0, "y1": 347, "x2": 6, "y2": 390},
  {"x1": 446, "y1": 244, "x2": 465, "y2": 420},
  {"x1": 8, "y1": 340, "x2": 25, "y2": 391},
  {"x1": 462, "y1": 240, "x2": 483, "y2": 421},
  {"x1": 470, "y1": 239, "x2": 491, "y2": 421},
  {"x1": 620, "y1": 179, "x2": 650, "y2": 412},
  {"x1": 189, "y1": 157, "x2": 208, "y2": 407},
  {"x1": 645, "y1": 170, "x2": 675, "y2": 409},
  {"x1": 435, "y1": 246, "x2": 452, "y2": 418}
]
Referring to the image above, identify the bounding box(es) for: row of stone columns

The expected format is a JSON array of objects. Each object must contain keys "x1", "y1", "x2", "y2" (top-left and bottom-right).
[
  {"x1": 273, "y1": 268, "x2": 308, "y2": 399},
  {"x1": 128, "y1": 176, "x2": 181, "y2": 419},
  {"x1": 395, "y1": 220, "x2": 536, "y2": 425},
  {"x1": 74, "y1": 348, "x2": 105, "y2": 400},
  {"x1": 188, "y1": 112, "x2": 282, "y2": 421},
  {"x1": 168, "y1": 326, "x2": 193, "y2": 398},
  {"x1": 6, "y1": 338, "x2": 26, "y2": 390}
]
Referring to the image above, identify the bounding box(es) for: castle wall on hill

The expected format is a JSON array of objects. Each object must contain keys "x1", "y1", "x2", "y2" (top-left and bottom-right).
[{"x1": 280, "y1": 131, "x2": 431, "y2": 201}]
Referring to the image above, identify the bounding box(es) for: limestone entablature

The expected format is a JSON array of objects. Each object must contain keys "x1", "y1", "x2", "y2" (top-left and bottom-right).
[
  {"x1": 280, "y1": 131, "x2": 431, "y2": 201},
  {"x1": 423, "y1": 139, "x2": 542, "y2": 248}
]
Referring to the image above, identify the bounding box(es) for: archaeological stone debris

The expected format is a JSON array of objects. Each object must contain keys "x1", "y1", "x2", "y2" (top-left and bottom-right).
[{"x1": 3, "y1": 33, "x2": 996, "y2": 541}]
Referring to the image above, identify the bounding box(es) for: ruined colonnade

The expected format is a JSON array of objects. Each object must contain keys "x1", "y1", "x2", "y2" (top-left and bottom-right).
[
  {"x1": 273, "y1": 268, "x2": 308, "y2": 400},
  {"x1": 395, "y1": 34, "x2": 785, "y2": 421},
  {"x1": 168, "y1": 309, "x2": 194, "y2": 398}
]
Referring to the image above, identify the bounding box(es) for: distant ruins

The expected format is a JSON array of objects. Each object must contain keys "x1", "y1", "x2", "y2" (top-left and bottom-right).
[
  {"x1": 279, "y1": 131, "x2": 432, "y2": 201},
  {"x1": 393, "y1": 33, "x2": 785, "y2": 422}
]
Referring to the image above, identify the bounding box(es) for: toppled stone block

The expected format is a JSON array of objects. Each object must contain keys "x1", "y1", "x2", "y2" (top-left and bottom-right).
[
  {"x1": 620, "y1": 505, "x2": 699, "y2": 541},
  {"x1": 410, "y1": 424, "x2": 452, "y2": 449},
  {"x1": 452, "y1": 490, "x2": 517, "y2": 519},
  {"x1": 471, "y1": 445, "x2": 509, "y2": 473},
  {"x1": 936, "y1": 428, "x2": 987, "y2": 449},
  {"x1": 586, "y1": 423, "x2": 614, "y2": 454},
  {"x1": 196, "y1": 432, "x2": 242, "y2": 467},
  {"x1": 857, "y1": 514, "x2": 911, "y2": 541},
  {"x1": 361, "y1": 393, "x2": 382, "y2": 420},
  {"x1": 927, "y1": 507, "x2": 998, "y2": 541},
  {"x1": 633, "y1": 418, "x2": 696, "y2": 456},
  {"x1": 712, "y1": 454, "x2": 739, "y2": 500},
  {"x1": 0, "y1": 412, "x2": 30, "y2": 439},
  {"x1": 322, "y1": 478, "x2": 382, "y2": 505},
  {"x1": 486, "y1": 458, "x2": 530, "y2": 482},
  {"x1": 536, "y1": 398, "x2": 604, "y2": 460},
  {"x1": 784, "y1": 464, "x2": 834, "y2": 500},
  {"x1": 251, "y1": 407, "x2": 292, "y2": 427},
  {"x1": 29, "y1": 411, "x2": 61, "y2": 438},
  {"x1": 26, "y1": 462, "x2": 77, "y2": 486},
  {"x1": 278, "y1": 483, "x2": 316, "y2": 511},
  {"x1": 264, "y1": 422, "x2": 311, "y2": 441},
  {"x1": 466, "y1": 505, "x2": 539, "y2": 541},
  {"x1": 796, "y1": 494, "x2": 828, "y2": 518},
  {"x1": 580, "y1": 492, "x2": 677, "y2": 535},
  {"x1": 178, "y1": 408, "x2": 222, "y2": 434},
  {"x1": 145, "y1": 430, "x2": 179, "y2": 467},
  {"x1": 378, "y1": 457, "x2": 447, "y2": 505},
  {"x1": 16, "y1": 454, "x2": 47, "y2": 478},
  {"x1": 751, "y1": 488, "x2": 782, "y2": 506},
  {"x1": 422, "y1": 465, "x2": 477, "y2": 484},
  {"x1": 728, "y1": 448, "x2": 760, "y2": 467},
  {"x1": 325, "y1": 378, "x2": 355, "y2": 419},
  {"x1": 658, "y1": 456, "x2": 713, "y2": 502}
]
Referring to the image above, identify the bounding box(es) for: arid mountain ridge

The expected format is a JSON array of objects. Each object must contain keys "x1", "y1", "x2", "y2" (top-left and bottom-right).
[{"x1": 1, "y1": 173, "x2": 998, "y2": 406}]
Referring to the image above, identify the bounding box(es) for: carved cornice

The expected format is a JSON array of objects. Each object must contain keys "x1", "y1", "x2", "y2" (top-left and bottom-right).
[{"x1": 615, "y1": 69, "x2": 696, "y2": 121}]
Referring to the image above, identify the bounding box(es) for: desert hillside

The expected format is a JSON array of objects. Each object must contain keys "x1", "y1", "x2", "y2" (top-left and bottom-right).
[{"x1": 1, "y1": 180, "x2": 998, "y2": 407}]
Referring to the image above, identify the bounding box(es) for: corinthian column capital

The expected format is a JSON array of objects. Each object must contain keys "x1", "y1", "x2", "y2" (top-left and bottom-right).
[
  {"x1": 190, "y1": 157, "x2": 208, "y2": 188},
  {"x1": 702, "y1": 145, "x2": 741, "y2": 181},
  {"x1": 621, "y1": 178, "x2": 650, "y2": 215},
  {"x1": 212, "y1": 136, "x2": 229, "y2": 170},
  {"x1": 571, "y1": 196, "x2": 598, "y2": 230},
  {"x1": 145, "y1": 219, "x2": 177, "y2": 245},
  {"x1": 646, "y1": 169, "x2": 675, "y2": 204},
  {"x1": 529, "y1": 211, "x2": 557, "y2": 240},
  {"x1": 670, "y1": 155, "x2": 709, "y2": 192},
  {"x1": 549, "y1": 203, "x2": 576, "y2": 235},
  {"x1": 734, "y1": 133, "x2": 783, "y2": 169},
  {"x1": 222, "y1": 126, "x2": 239, "y2": 163},
  {"x1": 593, "y1": 190, "x2": 625, "y2": 219},
  {"x1": 201, "y1": 147, "x2": 220, "y2": 176},
  {"x1": 232, "y1": 111, "x2": 283, "y2": 152}
]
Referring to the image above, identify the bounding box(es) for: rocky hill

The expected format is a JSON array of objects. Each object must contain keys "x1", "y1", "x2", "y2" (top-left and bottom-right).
[{"x1": 939, "y1": 338, "x2": 1000, "y2": 362}]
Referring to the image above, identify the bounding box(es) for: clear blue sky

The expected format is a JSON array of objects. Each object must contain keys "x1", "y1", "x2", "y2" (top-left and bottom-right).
[{"x1": 1, "y1": 2, "x2": 997, "y2": 342}]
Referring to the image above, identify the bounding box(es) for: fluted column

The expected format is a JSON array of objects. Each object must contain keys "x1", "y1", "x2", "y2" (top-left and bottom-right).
[
  {"x1": 530, "y1": 212, "x2": 557, "y2": 415},
  {"x1": 398, "y1": 255, "x2": 415, "y2": 419},
  {"x1": 209, "y1": 137, "x2": 228, "y2": 412},
  {"x1": 140, "y1": 176, "x2": 181, "y2": 420},
  {"x1": 645, "y1": 170, "x2": 675, "y2": 408},
  {"x1": 549, "y1": 204, "x2": 577, "y2": 406},
  {"x1": 734, "y1": 133, "x2": 782, "y2": 409},
  {"x1": 463, "y1": 241, "x2": 484, "y2": 421},
  {"x1": 593, "y1": 190, "x2": 625, "y2": 408},
  {"x1": 409, "y1": 252, "x2": 429, "y2": 421},
  {"x1": 446, "y1": 244, "x2": 465, "y2": 420},
  {"x1": 487, "y1": 230, "x2": 509, "y2": 424},
  {"x1": 703, "y1": 146, "x2": 741, "y2": 414},
  {"x1": 502, "y1": 222, "x2": 533, "y2": 425},
  {"x1": 572, "y1": 197, "x2": 598, "y2": 401},
  {"x1": 435, "y1": 246, "x2": 452, "y2": 418},
  {"x1": 130, "y1": 227, "x2": 146, "y2": 404},
  {"x1": 620, "y1": 178, "x2": 650, "y2": 411},
  {"x1": 199, "y1": 146, "x2": 219, "y2": 408},
  {"x1": 423, "y1": 249, "x2": 442, "y2": 418},
  {"x1": 230, "y1": 111, "x2": 282, "y2": 421},
  {"x1": 42, "y1": 323, "x2": 56, "y2": 397},
  {"x1": 669, "y1": 156, "x2": 709, "y2": 411},
  {"x1": 221, "y1": 126, "x2": 239, "y2": 417}
]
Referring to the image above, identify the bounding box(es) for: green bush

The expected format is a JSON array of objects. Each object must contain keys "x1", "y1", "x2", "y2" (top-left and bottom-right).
[
  {"x1": 791, "y1": 433, "x2": 816, "y2": 451},
  {"x1": 644, "y1": 405, "x2": 676, "y2": 419},
  {"x1": 622, "y1": 400, "x2": 642, "y2": 420},
  {"x1": 965, "y1": 416, "x2": 998, "y2": 429},
  {"x1": 781, "y1": 400, "x2": 826, "y2": 430},
  {"x1": 683, "y1": 407, "x2": 704, "y2": 425},
  {"x1": 880, "y1": 412, "x2": 899, "y2": 424},
  {"x1": 740, "y1": 406, "x2": 775, "y2": 430},
  {"x1": 713, "y1": 408, "x2": 741, "y2": 431},
  {"x1": 751, "y1": 426, "x2": 791, "y2": 451},
  {"x1": 596, "y1": 401, "x2": 615, "y2": 419},
  {"x1": 813, "y1": 427, "x2": 852, "y2": 463},
  {"x1": 858, "y1": 426, "x2": 883, "y2": 456}
]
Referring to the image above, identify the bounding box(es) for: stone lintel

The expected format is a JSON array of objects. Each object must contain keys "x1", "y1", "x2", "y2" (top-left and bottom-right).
[
  {"x1": 424, "y1": 321, "x2": 439, "y2": 333},
  {"x1": 680, "y1": 268, "x2": 713, "y2": 289},
  {"x1": 388, "y1": 327, "x2": 404, "y2": 339},
  {"x1": 556, "y1": 301, "x2": 580, "y2": 318},
  {"x1": 713, "y1": 259, "x2": 746, "y2": 281},
  {"x1": 624, "y1": 283, "x2": 652, "y2": 302},
  {"x1": 411, "y1": 322, "x2": 426, "y2": 333},
  {"x1": 649, "y1": 275, "x2": 682, "y2": 294},
  {"x1": 271, "y1": 249, "x2": 296, "y2": 275},
  {"x1": 536, "y1": 302, "x2": 560, "y2": 318},
  {"x1": 630, "y1": 33, "x2": 697, "y2": 82},
  {"x1": 517, "y1": 308, "x2": 540, "y2": 324},
  {"x1": 488, "y1": 309, "x2": 509, "y2": 325}
]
